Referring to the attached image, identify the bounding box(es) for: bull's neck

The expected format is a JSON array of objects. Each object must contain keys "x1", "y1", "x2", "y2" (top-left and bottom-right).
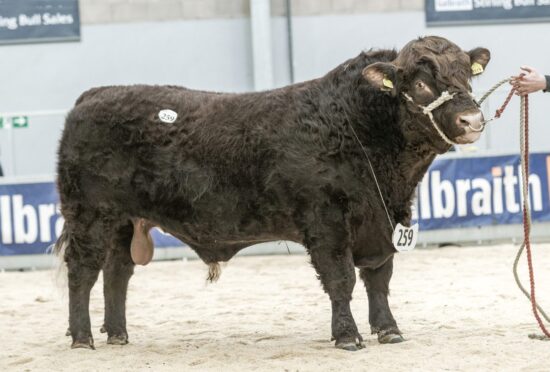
[{"x1": 315, "y1": 69, "x2": 439, "y2": 190}]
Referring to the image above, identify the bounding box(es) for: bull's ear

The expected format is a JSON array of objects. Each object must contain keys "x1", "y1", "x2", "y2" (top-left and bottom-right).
[
  {"x1": 468, "y1": 47, "x2": 491, "y2": 76},
  {"x1": 362, "y1": 62, "x2": 399, "y2": 96}
]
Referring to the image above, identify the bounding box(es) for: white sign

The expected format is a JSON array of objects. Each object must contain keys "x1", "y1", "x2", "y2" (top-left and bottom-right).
[
  {"x1": 158, "y1": 109, "x2": 177, "y2": 124},
  {"x1": 392, "y1": 223, "x2": 419, "y2": 252},
  {"x1": 0, "y1": 0, "x2": 80, "y2": 45},
  {"x1": 435, "y1": 0, "x2": 473, "y2": 11}
]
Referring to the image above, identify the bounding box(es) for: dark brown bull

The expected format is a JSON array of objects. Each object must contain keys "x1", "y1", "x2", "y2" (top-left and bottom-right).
[{"x1": 55, "y1": 36, "x2": 490, "y2": 351}]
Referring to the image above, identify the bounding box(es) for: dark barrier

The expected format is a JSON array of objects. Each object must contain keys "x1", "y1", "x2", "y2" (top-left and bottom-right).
[
  {"x1": 414, "y1": 153, "x2": 550, "y2": 229},
  {"x1": 0, "y1": 180, "x2": 61, "y2": 255},
  {"x1": 0, "y1": 0, "x2": 80, "y2": 45},
  {"x1": 426, "y1": 0, "x2": 550, "y2": 26}
]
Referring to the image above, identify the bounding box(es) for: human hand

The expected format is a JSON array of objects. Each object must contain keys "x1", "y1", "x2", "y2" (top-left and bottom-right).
[{"x1": 510, "y1": 66, "x2": 547, "y2": 96}]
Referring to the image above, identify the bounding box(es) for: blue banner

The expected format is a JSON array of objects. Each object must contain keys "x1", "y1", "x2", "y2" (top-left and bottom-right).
[
  {"x1": 0, "y1": 0, "x2": 80, "y2": 45},
  {"x1": 0, "y1": 181, "x2": 61, "y2": 255},
  {"x1": 414, "y1": 153, "x2": 550, "y2": 230},
  {"x1": 1, "y1": 153, "x2": 549, "y2": 255},
  {"x1": 426, "y1": 0, "x2": 550, "y2": 26},
  {"x1": 0, "y1": 179, "x2": 184, "y2": 256}
]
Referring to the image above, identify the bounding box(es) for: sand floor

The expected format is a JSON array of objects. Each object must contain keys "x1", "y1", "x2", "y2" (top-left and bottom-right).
[{"x1": 1, "y1": 243, "x2": 549, "y2": 371}]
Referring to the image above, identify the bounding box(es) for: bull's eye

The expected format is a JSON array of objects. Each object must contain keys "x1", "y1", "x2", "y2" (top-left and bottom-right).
[{"x1": 416, "y1": 81, "x2": 426, "y2": 90}]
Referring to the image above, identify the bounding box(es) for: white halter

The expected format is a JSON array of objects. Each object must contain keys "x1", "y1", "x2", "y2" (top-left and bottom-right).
[{"x1": 402, "y1": 90, "x2": 458, "y2": 145}]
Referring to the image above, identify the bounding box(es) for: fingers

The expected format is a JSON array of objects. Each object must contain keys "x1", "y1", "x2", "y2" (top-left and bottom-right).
[
  {"x1": 514, "y1": 90, "x2": 527, "y2": 96},
  {"x1": 514, "y1": 85, "x2": 528, "y2": 96},
  {"x1": 520, "y1": 66, "x2": 534, "y2": 73},
  {"x1": 509, "y1": 66, "x2": 543, "y2": 95},
  {"x1": 514, "y1": 85, "x2": 537, "y2": 95}
]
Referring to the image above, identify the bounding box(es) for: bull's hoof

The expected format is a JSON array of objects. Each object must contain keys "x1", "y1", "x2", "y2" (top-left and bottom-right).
[
  {"x1": 107, "y1": 334, "x2": 129, "y2": 345},
  {"x1": 378, "y1": 333, "x2": 405, "y2": 344},
  {"x1": 71, "y1": 336, "x2": 95, "y2": 350},
  {"x1": 335, "y1": 336, "x2": 365, "y2": 351},
  {"x1": 336, "y1": 342, "x2": 364, "y2": 351}
]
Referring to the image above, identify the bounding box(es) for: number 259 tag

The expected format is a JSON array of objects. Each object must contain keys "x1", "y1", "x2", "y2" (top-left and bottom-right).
[{"x1": 392, "y1": 223, "x2": 419, "y2": 252}]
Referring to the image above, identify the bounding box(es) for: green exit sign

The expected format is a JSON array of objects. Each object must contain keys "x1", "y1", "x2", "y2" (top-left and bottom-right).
[
  {"x1": 0, "y1": 116, "x2": 29, "y2": 129},
  {"x1": 11, "y1": 116, "x2": 28, "y2": 128}
]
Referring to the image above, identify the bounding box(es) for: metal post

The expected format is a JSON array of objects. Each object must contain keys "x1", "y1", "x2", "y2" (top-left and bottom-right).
[
  {"x1": 250, "y1": 0, "x2": 274, "y2": 91},
  {"x1": 10, "y1": 121, "x2": 16, "y2": 176},
  {"x1": 286, "y1": 0, "x2": 295, "y2": 84}
]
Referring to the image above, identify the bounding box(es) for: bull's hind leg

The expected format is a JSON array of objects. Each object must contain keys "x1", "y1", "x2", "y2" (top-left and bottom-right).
[
  {"x1": 67, "y1": 262, "x2": 101, "y2": 349},
  {"x1": 64, "y1": 218, "x2": 108, "y2": 349},
  {"x1": 307, "y1": 222, "x2": 364, "y2": 351},
  {"x1": 359, "y1": 256, "x2": 404, "y2": 344},
  {"x1": 101, "y1": 222, "x2": 134, "y2": 345}
]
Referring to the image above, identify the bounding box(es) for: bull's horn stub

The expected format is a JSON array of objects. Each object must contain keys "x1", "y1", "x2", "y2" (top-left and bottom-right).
[
  {"x1": 392, "y1": 223, "x2": 419, "y2": 252},
  {"x1": 471, "y1": 62, "x2": 484, "y2": 75},
  {"x1": 159, "y1": 109, "x2": 178, "y2": 123}
]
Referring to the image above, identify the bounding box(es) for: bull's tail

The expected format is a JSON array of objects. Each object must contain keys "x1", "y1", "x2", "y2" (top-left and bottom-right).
[
  {"x1": 51, "y1": 223, "x2": 69, "y2": 290},
  {"x1": 207, "y1": 262, "x2": 221, "y2": 283},
  {"x1": 53, "y1": 226, "x2": 69, "y2": 258},
  {"x1": 53, "y1": 223, "x2": 70, "y2": 259}
]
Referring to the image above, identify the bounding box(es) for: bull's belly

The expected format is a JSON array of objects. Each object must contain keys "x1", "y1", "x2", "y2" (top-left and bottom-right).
[
  {"x1": 171, "y1": 213, "x2": 297, "y2": 243},
  {"x1": 155, "y1": 218, "x2": 298, "y2": 264},
  {"x1": 132, "y1": 193, "x2": 301, "y2": 262}
]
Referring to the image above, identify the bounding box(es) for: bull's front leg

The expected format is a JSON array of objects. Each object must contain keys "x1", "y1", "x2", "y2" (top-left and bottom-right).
[
  {"x1": 307, "y1": 225, "x2": 364, "y2": 351},
  {"x1": 359, "y1": 256, "x2": 405, "y2": 343}
]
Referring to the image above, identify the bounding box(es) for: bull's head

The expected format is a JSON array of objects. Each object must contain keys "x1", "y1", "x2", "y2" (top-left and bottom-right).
[{"x1": 363, "y1": 36, "x2": 490, "y2": 153}]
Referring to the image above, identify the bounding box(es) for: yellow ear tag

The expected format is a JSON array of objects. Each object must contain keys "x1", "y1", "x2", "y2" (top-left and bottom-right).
[
  {"x1": 471, "y1": 62, "x2": 484, "y2": 75},
  {"x1": 382, "y1": 77, "x2": 394, "y2": 90}
]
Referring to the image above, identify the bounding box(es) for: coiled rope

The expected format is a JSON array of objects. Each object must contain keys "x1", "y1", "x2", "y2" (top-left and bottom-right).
[
  {"x1": 515, "y1": 93, "x2": 550, "y2": 340},
  {"x1": 480, "y1": 78, "x2": 550, "y2": 341}
]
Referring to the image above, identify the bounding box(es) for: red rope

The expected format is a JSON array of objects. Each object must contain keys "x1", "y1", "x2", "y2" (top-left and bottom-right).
[
  {"x1": 521, "y1": 94, "x2": 550, "y2": 338},
  {"x1": 490, "y1": 85, "x2": 549, "y2": 338},
  {"x1": 494, "y1": 88, "x2": 516, "y2": 119}
]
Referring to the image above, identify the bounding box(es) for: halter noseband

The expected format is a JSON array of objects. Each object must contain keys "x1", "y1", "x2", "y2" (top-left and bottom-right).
[{"x1": 402, "y1": 90, "x2": 483, "y2": 146}]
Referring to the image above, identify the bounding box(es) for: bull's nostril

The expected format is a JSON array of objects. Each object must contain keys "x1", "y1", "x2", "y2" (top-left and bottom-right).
[
  {"x1": 457, "y1": 116, "x2": 473, "y2": 128},
  {"x1": 457, "y1": 112, "x2": 484, "y2": 132}
]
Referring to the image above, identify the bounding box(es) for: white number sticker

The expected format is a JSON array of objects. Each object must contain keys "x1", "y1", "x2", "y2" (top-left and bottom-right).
[
  {"x1": 158, "y1": 109, "x2": 178, "y2": 123},
  {"x1": 392, "y1": 223, "x2": 419, "y2": 252}
]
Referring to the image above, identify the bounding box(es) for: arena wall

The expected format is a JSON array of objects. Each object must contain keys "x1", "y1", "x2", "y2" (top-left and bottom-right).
[
  {"x1": 78, "y1": 0, "x2": 424, "y2": 23},
  {"x1": 0, "y1": 1, "x2": 549, "y2": 176}
]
